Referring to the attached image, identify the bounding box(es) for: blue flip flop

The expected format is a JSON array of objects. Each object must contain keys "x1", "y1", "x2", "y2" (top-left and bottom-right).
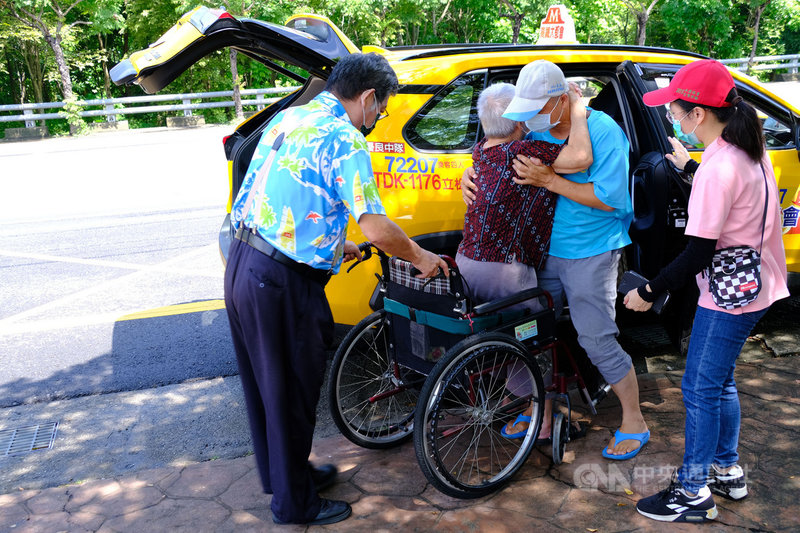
[
  {"x1": 501, "y1": 414, "x2": 531, "y2": 439},
  {"x1": 602, "y1": 429, "x2": 650, "y2": 460}
]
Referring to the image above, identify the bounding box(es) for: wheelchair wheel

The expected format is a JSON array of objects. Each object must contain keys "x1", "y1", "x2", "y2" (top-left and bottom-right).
[
  {"x1": 413, "y1": 333, "x2": 544, "y2": 498},
  {"x1": 552, "y1": 413, "x2": 568, "y2": 465},
  {"x1": 328, "y1": 310, "x2": 421, "y2": 449}
]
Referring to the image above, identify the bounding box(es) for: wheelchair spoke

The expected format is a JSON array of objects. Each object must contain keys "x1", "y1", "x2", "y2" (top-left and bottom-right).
[{"x1": 438, "y1": 415, "x2": 482, "y2": 476}]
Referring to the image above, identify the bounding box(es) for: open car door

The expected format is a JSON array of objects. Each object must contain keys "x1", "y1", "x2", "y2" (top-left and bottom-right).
[
  {"x1": 616, "y1": 60, "x2": 697, "y2": 353},
  {"x1": 111, "y1": 6, "x2": 358, "y2": 93},
  {"x1": 616, "y1": 60, "x2": 692, "y2": 280}
]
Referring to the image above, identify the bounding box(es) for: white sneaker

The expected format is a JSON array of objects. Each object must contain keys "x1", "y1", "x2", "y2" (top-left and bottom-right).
[{"x1": 707, "y1": 464, "x2": 748, "y2": 501}]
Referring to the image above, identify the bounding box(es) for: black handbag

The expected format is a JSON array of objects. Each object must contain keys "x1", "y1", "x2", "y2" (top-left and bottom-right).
[{"x1": 706, "y1": 164, "x2": 768, "y2": 310}]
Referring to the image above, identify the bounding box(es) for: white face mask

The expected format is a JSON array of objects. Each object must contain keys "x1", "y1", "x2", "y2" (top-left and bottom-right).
[
  {"x1": 360, "y1": 94, "x2": 378, "y2": 137},
  {"x1": 525, "y1": 96, "x2": 565, "y2": 133}
]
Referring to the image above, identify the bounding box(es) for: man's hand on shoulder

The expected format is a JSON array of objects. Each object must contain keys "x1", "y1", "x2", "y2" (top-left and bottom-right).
[
  {"x1": 461, "y1": 167, "x2": 477, "y2": 206},
  {"x1": 512, "y1": 155, "x2": 557, "y2": 189}
]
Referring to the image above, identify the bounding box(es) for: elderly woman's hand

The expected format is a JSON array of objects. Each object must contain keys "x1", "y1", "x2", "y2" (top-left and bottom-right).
[
  {"x1": 512, "y1": 155, "x2": 557, "y2": 189},
  {"x1": 665, "y1": 136, "x2": 692, "y2": 171},
  {"x1": 567, "y1": 81, "x2": 583, "y2": 105}
]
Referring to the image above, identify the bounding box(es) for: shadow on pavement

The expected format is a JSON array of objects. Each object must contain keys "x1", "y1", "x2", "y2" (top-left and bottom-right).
[{"x1": 0, "y1": 305, "x2": 248, "y2": 493}]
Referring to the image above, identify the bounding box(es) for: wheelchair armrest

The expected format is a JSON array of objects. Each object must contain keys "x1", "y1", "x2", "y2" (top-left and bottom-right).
[{"x1": 469, "y1": 287, "x2": 553, "y2": 316}]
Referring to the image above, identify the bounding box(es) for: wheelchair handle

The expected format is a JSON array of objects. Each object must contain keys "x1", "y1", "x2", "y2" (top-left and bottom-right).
[
  {"x1": 441, "y1": 255, "x2": 458, "y2": 270},
  {"x1": 345, "y1": 241, "x2": 377, "y2": 273},
  {"x1": 357, "y1": 241, "x2": 374, "y2": 256},
  {"x1": 469, "y1": 287, "x2": 554, "y2": 317}
]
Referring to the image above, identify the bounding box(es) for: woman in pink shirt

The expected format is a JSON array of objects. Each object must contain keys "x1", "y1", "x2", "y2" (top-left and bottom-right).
[{"x1": 624, "y1": 59, "x2": 789, "y2": 523}]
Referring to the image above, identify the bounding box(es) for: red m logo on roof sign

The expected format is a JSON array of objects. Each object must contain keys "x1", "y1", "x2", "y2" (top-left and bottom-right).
[
  {"x1": 537, "y1": 4, "x2": 578, "y2": 45},
  {"x1": 542, "y1": 6, "x2": 565, "y2": 24}
]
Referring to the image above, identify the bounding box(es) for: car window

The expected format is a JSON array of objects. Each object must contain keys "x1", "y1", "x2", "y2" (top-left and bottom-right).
[
  {"x1": 573, "y1": 77, "x2": 617, "y2": 113},
  {"x1": 640, "y1": 65, "x2": 795, "y2": 151},
  {"x1": 577, "y1": 78, "x2": 604, "y2": 102},
  {"x1": 756, "y1": 105, "x2": 794, "y2": 148},
  {"x1": 404, "y1": 71, "x2": 485, "y2": 152},
  {"x1": 409, "y1": 66, "x2": 629, "y2": 155},
  {"x1": 488, "y1": 70, "x2": 612, "y2": 110}
]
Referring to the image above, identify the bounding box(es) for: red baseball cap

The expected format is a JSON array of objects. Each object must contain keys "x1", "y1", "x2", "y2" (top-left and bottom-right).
[{"x1": 642, "y1": 59, "x2": 735, "y2": 108}]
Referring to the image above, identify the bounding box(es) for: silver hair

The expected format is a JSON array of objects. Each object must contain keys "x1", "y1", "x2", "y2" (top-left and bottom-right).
[{"x1": 477, "y1": 83, "x2": 518, "y2": 138}]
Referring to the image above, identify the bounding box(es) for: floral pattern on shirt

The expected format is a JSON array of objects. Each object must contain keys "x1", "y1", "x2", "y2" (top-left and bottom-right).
[{"x1": 231, "y1": 91, "x2": 385, "y2": 272}]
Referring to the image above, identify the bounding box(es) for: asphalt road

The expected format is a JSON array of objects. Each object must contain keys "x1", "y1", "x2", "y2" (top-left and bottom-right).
[
  {"x1": 0, "y1": 209, "x2": 236, "y2": 407},
  {"x1": 0, "y1": 126, "x2": 236, "y2": 406}
]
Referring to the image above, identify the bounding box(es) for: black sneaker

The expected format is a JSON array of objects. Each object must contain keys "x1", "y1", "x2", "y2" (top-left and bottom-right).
[
  {"x1": 707, "y1": 464, "x2": 748, "y2": 501},
  {"x1": 636, "y1": 476, "x2": 718, "y2": 523}
]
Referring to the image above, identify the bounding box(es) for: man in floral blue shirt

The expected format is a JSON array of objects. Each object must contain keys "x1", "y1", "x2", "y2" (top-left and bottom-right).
[{"x1": 224, "y1": 53, "x2": 446, "y2": 526}]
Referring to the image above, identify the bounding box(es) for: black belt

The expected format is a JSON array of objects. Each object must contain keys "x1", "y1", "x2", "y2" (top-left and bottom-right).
[{"x1": 234, "y1": 226, "x2": 332, "y2": 286}]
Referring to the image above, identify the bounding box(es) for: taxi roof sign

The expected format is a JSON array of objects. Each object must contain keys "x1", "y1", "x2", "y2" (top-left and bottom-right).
[{"x1": 536, "y1": 4, "x2": 578, "y2": 45}]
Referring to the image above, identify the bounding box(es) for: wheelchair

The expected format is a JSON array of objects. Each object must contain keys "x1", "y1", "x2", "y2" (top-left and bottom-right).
[{"x1": 327, "y1": 244, "x2": 610, "y2": 498}]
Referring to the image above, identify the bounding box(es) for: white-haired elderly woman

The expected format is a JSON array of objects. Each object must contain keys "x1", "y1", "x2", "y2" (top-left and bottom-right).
[{"x1": 455, "y1": 81, "x2": 592, "y2": 443}]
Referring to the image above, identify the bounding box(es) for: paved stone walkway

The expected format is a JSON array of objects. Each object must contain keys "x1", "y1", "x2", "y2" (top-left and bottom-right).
[{"x1": 2, "y1": 353, "x2": 798, "y2": 532}]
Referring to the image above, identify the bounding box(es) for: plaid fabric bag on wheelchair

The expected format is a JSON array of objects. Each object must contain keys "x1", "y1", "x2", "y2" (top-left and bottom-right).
[{"x1": 384, "y1": 257, "x2": 467, "y2": 370}]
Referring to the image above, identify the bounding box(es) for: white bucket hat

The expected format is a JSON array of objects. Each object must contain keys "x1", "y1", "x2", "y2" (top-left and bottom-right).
[{"x1": 503, "y1": 60, "x2": 568, "y2": 121}]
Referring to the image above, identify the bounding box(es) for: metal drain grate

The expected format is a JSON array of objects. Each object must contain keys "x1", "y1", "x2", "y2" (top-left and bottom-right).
[
  {"x1": 622, "y1": 325, "x2": 672, "y2": 346},
  {"x1": 1, "y1": 422, "x2": 59, "y2": 457}
]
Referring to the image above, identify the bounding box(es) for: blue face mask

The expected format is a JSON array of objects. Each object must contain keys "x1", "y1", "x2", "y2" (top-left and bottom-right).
[{"x1": 671, "y1": 110, "x2": 703, "y2": 148}]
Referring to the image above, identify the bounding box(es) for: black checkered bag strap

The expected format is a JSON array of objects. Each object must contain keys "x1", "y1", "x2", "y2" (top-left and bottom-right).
[{"x1": 756, "y1": 163, "x2": 768, "y2": 255}]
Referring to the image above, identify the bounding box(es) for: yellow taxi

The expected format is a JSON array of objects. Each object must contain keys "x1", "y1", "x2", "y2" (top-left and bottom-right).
[{"x1": 112, "y1": 5, "x2": 800, "y2": 344}]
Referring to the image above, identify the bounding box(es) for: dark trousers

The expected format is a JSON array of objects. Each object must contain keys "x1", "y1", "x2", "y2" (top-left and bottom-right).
[{"x1": 224, "y1": 238, "x2": 334, "y2": 522}]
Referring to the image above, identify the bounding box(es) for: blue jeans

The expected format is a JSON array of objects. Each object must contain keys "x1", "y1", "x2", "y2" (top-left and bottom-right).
[{"x1": 678, "y1": 305, "x2": 768, "y2": 493}]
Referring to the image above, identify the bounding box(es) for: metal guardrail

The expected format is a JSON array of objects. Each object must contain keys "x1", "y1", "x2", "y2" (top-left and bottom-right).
[
  {"x1": 2, "y1": 54, "x2": 798, "y2": 130},
  {"x1": 719, "y1": 54, "x2": 800, "y2": 73},
  {"x1": 0, "y1": 87, "x2": 299, "y2": 128}
]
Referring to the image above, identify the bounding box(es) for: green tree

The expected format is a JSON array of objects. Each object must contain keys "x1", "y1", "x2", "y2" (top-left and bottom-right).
[
  {"x1": 776, "y1": 0, "x2": 800, "y2": 57},
  {"x1": 746, "y1": 0, "x2": 772, "y2": 73},
  {"x1": 0, "y1": 0, "x2": 122, "y2": 100},
  {"x1": 3, "y1": 0, "x2": 798, "y2": 113},
  {"x1": 0, "y1": 21, "x2": 51, "y2": 103},
  {"x1": 565, "y1": 0, "x2": 634, "y2": 45},
  {"x1": 498, "y1": 0, "x2": 525, "y2": 43},
  {"x1": 656, "y1": 0, "x2": 738, "y2": 57},
  {"x1": 621, "y1": 0, "x2": 661, "y2": 45}
]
